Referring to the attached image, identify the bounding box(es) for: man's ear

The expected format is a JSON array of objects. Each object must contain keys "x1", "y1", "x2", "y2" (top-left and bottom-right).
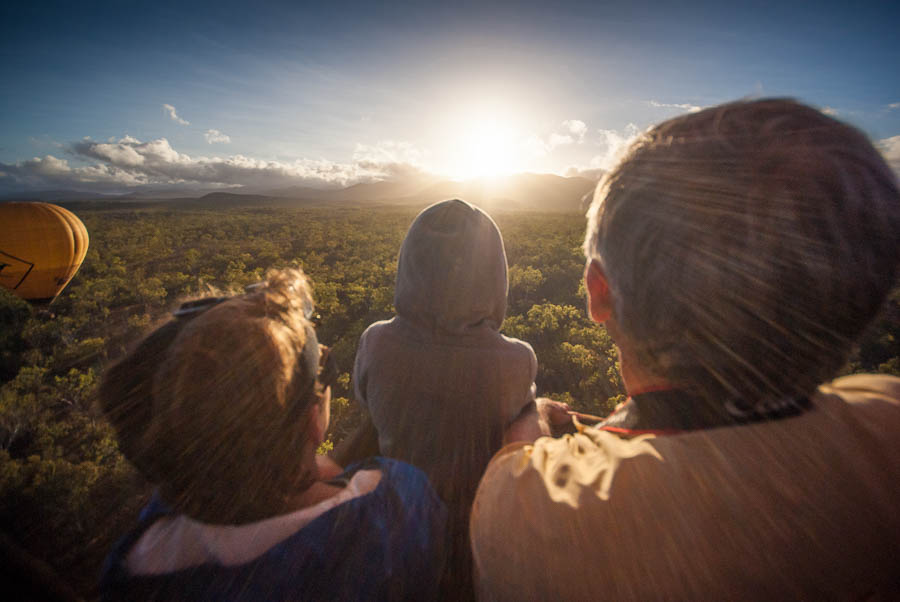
[{"x1": 585, "y1": 259, "x2": 612, "y2": 323}]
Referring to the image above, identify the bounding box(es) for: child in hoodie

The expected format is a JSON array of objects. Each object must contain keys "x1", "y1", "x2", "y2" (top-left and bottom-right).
[{"x1": 353, "y1": 198, "x2": 539, "y2": 598}]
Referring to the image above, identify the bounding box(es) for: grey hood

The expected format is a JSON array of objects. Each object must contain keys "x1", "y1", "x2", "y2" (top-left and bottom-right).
[{"x1": 394, "y1": 199, "x2": 508, "y2": 335}]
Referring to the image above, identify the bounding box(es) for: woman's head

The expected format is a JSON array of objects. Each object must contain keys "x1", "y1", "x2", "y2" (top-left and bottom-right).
[
  {"x1": 395, "y1": 199, "x2": 509, "y2": 334},
  {"x1": 584, "y1": 99, "x2": 900, "y2": 404},
  {"x1": 100, "y1": 269, "x2": 332, "y2": 524}
]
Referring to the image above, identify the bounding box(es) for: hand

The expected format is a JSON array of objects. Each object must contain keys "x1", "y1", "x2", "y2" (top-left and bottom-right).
[
  {"x1": 537, "y1": 398, "x2": 573, "y2": 427},
  {"x1": 503, "y1": 403, "x2": 549, "y2": 445}
]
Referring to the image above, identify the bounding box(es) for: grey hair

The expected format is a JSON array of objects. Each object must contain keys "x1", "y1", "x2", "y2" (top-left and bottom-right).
[{"x1": 584, "y1": 98, "x2": 900, "y2": 404}]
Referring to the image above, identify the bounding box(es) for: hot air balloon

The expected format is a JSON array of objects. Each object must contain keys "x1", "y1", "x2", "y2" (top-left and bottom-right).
[{"x1": 0, "y1": 202, "x2": 89, "y2": 305}]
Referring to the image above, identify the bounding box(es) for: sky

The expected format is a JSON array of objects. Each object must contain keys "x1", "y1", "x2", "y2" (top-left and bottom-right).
[{"x1": 1, "y1": 0, "x2": 899, "y2": 194}]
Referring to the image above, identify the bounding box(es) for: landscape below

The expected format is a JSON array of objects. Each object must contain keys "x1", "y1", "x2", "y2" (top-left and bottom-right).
[{"x1": 0, "y1": 199, "x2": 896, "y2": 599}]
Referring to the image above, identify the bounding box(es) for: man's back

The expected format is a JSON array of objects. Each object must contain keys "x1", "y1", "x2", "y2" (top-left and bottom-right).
[{"x1": 470, "y1": 375, "x2": 900, "y2": 600}]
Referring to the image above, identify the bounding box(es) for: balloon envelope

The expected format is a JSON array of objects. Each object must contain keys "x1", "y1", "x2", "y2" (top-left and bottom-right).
[{"x1": 0, "y1": 202, "x2": 89, "y2": 304}]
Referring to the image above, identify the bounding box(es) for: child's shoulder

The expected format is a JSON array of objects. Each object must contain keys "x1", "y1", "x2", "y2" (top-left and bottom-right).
[
  {"x1": 497, "y1": 332, "x2": 537, "y2": 360},
  {"x1": 359, "y1": 317, "x2": 537, "y2": 366},
  {"x1": 358, "y1": 317, "x2": 399, "y2": 343}
]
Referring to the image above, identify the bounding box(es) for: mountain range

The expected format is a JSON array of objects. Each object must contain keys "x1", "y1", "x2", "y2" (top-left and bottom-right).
[{"x1": 0, "y1": 173, "x2": 600, "y2": 212}]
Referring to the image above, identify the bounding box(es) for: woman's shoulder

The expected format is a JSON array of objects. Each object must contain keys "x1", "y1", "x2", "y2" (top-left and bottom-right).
[
  {"x1": 273, "y1": 457, "x2": 448, "y2": 599},
  {"x1": 102, "y1": 458, "x2": 447, "y2": 600}
]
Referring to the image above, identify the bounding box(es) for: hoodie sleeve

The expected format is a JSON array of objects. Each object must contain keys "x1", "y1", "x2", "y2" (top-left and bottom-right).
[
  {"x1": 500, "y1": 335, "x2": 539, "y2": 424},
  {"x1": 524, "y1": 342, "x2": 538, "y2": 408}
]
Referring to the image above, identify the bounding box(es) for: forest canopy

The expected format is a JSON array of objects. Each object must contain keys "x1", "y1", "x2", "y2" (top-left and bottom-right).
[{"x1": 1, "y1": 201, "x2": 897, "y2": 598}]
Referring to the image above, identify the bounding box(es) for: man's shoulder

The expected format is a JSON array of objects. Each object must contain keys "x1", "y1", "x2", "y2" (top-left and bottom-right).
[
  {"x1": 819, "y1": 373, "x2": 900, "y2": 404},
  {"x1": 470, "y1": 431, "x2": 668, "y2": 598},
  {"x1": 472, "y1": 429, "x2": 665, "y2": 538},
  {"x1": 471, "y1": 391, "x2": 900, "y2": 599},
  {"x1": 475, "y1": 374, "x2": 900, "y2": 509}
]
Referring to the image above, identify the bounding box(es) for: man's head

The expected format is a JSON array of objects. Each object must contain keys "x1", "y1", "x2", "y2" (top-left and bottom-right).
[{"x1": 584, "y1": 98, "x2": 900, "y2": 404}]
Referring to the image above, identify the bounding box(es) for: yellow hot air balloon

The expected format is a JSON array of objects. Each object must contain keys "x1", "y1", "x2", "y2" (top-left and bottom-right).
[{"x1": 0, "y1": 202, "x2": 89, "y2": 304}]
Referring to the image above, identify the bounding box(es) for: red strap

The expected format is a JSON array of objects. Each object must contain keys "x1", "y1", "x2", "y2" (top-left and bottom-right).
[{"x1": 598, "y1": 425, "x2": 682, "y2": 437}]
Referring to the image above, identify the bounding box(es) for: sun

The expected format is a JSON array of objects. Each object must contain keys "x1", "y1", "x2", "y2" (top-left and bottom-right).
[{"x1": 441, "y1": 105, "x2": 527, "y2": 180}]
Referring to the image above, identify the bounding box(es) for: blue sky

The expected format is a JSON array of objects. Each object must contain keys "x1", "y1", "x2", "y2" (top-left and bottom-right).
[{"x1": 1, "y1": 0, "x2": 898, "y2": 193}]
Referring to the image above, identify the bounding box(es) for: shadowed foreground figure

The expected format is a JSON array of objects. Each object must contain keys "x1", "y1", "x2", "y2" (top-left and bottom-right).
[
  {"x1": 353, "y1": 199, "x2": 539, "y2": 599},
  {"x1": 470, "y1": 99, "x2": 900, "y2": 600},
  {"x1": 99, "y1": 269, "x2": 447, "y2": 601}
]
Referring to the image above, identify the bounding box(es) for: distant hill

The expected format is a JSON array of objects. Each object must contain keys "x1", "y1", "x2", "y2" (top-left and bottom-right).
[
  {"x1": 263, "y1": 174, "x2": 442, "y2": 203},
  {"x1": 400, "y1": 173, "x2": 597, "y2": 212},
  {"x1": 118, "y1": 188, "x2": 230, "y2": 200},
  {"x1": 261, "y1": 185, "x2": 335, "y2": 200},
  {"x1": 0, "y1": 189, "x2": 123, "y2": 202},
  {"x1": 2, "y1": 173, "x2": 600, "y2": 212},
  {"x1": 264, "y1": 173, "x2": 597, "y2": 212}
]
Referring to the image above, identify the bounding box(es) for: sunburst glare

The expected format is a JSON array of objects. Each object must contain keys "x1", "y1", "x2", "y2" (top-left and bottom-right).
[{"x1": 441, "y1": 104, "x2": 528, "y2": 180}]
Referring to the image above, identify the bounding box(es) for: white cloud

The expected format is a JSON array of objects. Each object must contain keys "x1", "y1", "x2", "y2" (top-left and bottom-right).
[
  {"x1": 73, "y1": 136, "x2": 189, "y2": 169},
  {"x1": 564, "y1": 165, "x2": 605, "y2": 180},
  {"x1": 204, "y1": 129, "x2": 231, "y2": 144},
  {"x1": 548, "y1": 132, "x2": 574, "y2": 147},
  {"x1": 524, "y1": 119, "x2": 589, "y2": 157},
  {"x1": 821, "y1": 106, "x2": 839, "y2": 116},
  {"x1": 0, "y1": 135, "x2": 431, "y2": 193},
  {"x1": 162, "y1": 103, "x2": 190, "y2": 125},
  {"x1": 888, "y1": 102, "x2": 900, "y2": 110},
  {"x1": 353, "y1": 139, "x2": 423, "y2": 166},
  {"x1": 562, "y1": 119, "x2": 587, "y2": 141},
  {"x1": 877, "y1": 135, "x2": 900, "y2": 175},
  {"x1": 352, "y1": 140, "x2": 431, "y2": 179},
  {"x1": 0, "y1": 155, "x2": 146, "y2": 190},
  {"x1": 648, "y1": 100, "x2": 703, "y2": 113},
  {"x1": 560, "y1": 123, "x2": 641, "y2": 178},
  {"x1": 589, "y1": 123, "x2": 641, "y2": 171}
]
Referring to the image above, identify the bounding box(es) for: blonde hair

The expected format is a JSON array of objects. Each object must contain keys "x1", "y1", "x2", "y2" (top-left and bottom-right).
[
  {"x1": 585, "y1": 99, "x2": 900, "y2": 405},
  {"x1": 101, "y1": 269, "x2": 321, "y2": 523}
]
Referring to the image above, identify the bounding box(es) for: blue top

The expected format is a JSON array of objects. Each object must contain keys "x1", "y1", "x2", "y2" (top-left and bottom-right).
[{"x1": 101, "y1": 457, "x2": 447, "y2": 601}]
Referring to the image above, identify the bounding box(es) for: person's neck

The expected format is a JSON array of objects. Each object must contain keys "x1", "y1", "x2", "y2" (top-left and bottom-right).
[
  {"x1": 287, "y1": 479, "x2": 343, "y2": 510},
  {"x1": 282, "y1": 451, "x2": 343, "y2": 512},
  {"x1": 610, "y1": 324, "x2": 674, "y2": 397}
]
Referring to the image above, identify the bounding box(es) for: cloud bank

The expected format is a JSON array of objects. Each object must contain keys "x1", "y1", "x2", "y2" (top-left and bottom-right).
[
  {"x1": 352, "y1": 140, "x2": 429, "y2": 180},
  {"x1": 0, "y1": 136, "x2": 430, "y2": 193},
  {"x1": 648, "y1": 100, "x2": 703, "y2": 113},
  {"x1": 525, "y1": 119, "x2": 589, "y2": 156},
  {"x1": 877, "y1": 135, "x2": 900, "y2": 174},
  {"x1": 3, "y1": 130, "x2": 896, "y2": 195},
  {"x1": 592, "y1": 123, "x2": 641, "y2": 170},
  {"x1": 204, "y1": 129, "x2": 231, "y2": 144},
  {"x1": 562, "y1": 123, "x2": 642, "y2": 179},
  {"x1": 162, "y1": 104, "x2": 190, "y2": 125}
]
